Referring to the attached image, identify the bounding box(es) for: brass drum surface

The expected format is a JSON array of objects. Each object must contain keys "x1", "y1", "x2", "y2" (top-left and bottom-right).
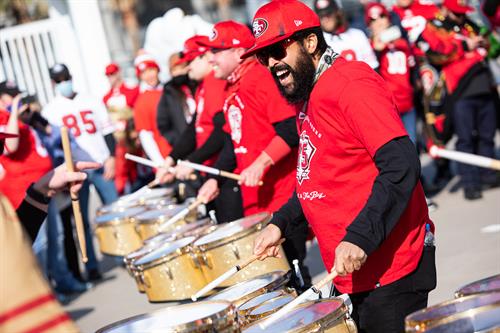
[
  {"x1": 243, "y1": 298, "x2": 357, "y2": 333},
  {"x1": 94, "y1": 206, "x2": 146, "y2": 256},
  {"x1": 96, "y1": 301, "x2": 239, "y2": 333},
  {"x1": 123, "y1": 242, "x2": 162, "y2": 293},
  {"x1": 194, "y1": 213, "x2": 290, "y2": 287},
  {"x1": 405, "y1": 292, "x2": 500, "y2": 333},
  {"x1": 134, "y1": 237, "x2": 207, "y2": 302},
  {"x1": 208, "y1": 271, "x2": 291, "y2": 308},
  {"x1": 455, "y1": 274, "x2": 500, "y2": 298}
]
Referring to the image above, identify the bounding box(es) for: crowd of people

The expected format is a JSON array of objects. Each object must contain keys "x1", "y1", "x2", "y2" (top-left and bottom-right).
[{"x1": 0, "y1": 0, "x2": 499, "y2": 331}]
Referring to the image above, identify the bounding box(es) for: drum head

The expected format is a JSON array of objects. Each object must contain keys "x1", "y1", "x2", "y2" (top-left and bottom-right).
[
  {"x1": 134, "y1": 236, "x2": 195, "y2": 266},
  {"x1": 97, "y1": 301, "x2": 232, "y2": 332},
  {"x1": 194, "y1": 212, "x2": 269, "y2": 246},
  {"x1": 243, "y1": 298, "x2": 346, "y2": 333},
  {"x1": 250, "y1": 294, "x2": 294, "y2": 316},
  {"x1": 135, "y1": 204, "x2": 187, "y2": 222},
  {"x1": 239, "y1": 290, "x2": 286, "y2": 311},
  {"x1": 95, "y1": 206, "x2": 146, "y2": 224},
  {"x1": 208, "y1": 271, "x2": 288, "y2": 303},
  {"x1": 456, "y1": 274, "x2": 500, "y2": 297},
  {"x1": 125, "y1": 242, "x2": 158, "y2": 261}
]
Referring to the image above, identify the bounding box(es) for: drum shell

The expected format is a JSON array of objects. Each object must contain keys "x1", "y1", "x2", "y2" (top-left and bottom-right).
[
  {"x1": 136, "y1": 248, "x2": 208, "y2": 302},
  {"x1": 94, "y1": 221, "x2": 142, "y2": 256},
  {"x1": 195, "y1": 229, "x2": 290, "y2": 287}
]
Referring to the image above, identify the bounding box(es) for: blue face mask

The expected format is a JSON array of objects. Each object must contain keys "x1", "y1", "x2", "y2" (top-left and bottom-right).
[{"x1": 55, "y1": 80, "x2": 74, "y2": 98}]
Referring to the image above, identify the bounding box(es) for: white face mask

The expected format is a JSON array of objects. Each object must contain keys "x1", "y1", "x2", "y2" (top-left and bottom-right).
[{"x1": 55, "y1": 80, "x2": 74, "y2": 98}]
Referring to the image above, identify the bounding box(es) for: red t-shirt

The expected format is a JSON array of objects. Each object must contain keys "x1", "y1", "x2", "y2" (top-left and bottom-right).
[
  {"x1": 0, "y1": 110, "x2": 53, "y2": 208},
  {"x1": 296, "y1": 58, "x2": 431, "y2": 293},
  {"x1": 102, "y1": 82, "x2": 139, "y2": 109},
  {"x1": 133, "y1": 90, "x2": 171, "y2": 157},
  {"x1": 223, "y1": 59, "x2": 297, "y2": 214},
  {"x1": 376, "y1": 38, "x2": 415, "y2": 113},
  {"x1": 195, "y1": 72, "x2": 227, "y2": 165}
]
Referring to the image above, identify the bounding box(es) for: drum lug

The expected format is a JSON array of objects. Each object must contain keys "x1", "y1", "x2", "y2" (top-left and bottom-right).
[
  {"x1": 200, "y1": 252, "x2": 213, "y2": 269},
  {"x1": 140, "y1": 271, "x2": 150, "y2": 288},
  {"x1": 230, "y1": 244, "x2": 240, "y2": 260},
  {"x1": 161, "y1": 266, "x2": 173, "y2": 280},
  {"x1": 189, "y1": 252, "x2": 201, "y2": 269}
]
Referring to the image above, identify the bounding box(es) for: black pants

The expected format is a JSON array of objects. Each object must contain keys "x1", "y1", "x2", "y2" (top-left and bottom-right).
[
  {"x1": 213, "y1": 179, "x2": 244, "y2": 223},
  {"x1": 284, "y1": 217, "x2": 312, "y2": 292},
  {"x1": 349, "y1": 245, "x2": 436, "y2": 333}
]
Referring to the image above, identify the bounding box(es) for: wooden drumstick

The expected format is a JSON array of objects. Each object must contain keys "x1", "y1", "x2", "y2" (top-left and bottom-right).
[
  {"x1": 125, "y1": 153, "x2": 197, "y2": 180},
  {"x1": 259, "y1": 268, "x2": 339, "y2": 329},
  {"x1": 157, "y1": 197, "x2": 204, "y2": 233},
  {"x1": 177, "y1": 160, "x2": 264, "y2": 186},
  {"x1": 60, "y1": 126, "x2": 88, "y2": 263},
  {"x1": 191, "y1": 239, "x2": 286, "y2": 301}
]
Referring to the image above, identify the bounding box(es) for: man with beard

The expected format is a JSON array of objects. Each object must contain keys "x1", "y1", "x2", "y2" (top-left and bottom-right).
[
  {"x1": 246, "y1": 1, "x2": 435, "y2": 332},
  {"x1": 196, "y1": 20, "x2": 311, "y2": 289}
]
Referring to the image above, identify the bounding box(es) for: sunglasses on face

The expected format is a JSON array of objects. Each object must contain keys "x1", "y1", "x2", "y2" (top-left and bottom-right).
[
  {"x1": 369, "y1": 14, "x2": 387, "y2": 22},
  {"x1": 256, "y1": 38, "x2": 295, "y2": 66}
]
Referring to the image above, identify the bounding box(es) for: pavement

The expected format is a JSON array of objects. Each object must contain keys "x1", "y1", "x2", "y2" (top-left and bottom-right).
[{"x1": 63, "y1": 155, "x2": 500, "y2": 333}]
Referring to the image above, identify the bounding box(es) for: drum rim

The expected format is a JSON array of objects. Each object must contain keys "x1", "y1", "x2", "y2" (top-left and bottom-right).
[
  {"x1": 133, "y1": 203, "x2": 190, "y2": 225},
  {"x1": 238, "y1": 289, "x2": 290, "y2": 313},
  {"x1": 134, "y1": 237, "x2": 196, "y2": 270},
  {"x1": 405, "y1": 292, "x2": 500, "y2": 332},
  {"x1": 194, "y1": 213, "x2": 271, "y2": 251},
  {"x1": 95, "y1": 300, "x2": 236, "y2": 333},
  {"x1": 455, "y1": 274, "x2": 500, "y2": 298},
  {"x1": 247, "y1": 294, "x2": 295, "y2": 320},
  {"x1": 94, "y1": 207, "x2": 148, "y2": 227},
  {"x1": 208, "y1": 270, "x2": 291, "y2": 305},
  {"x1": 245, "y1": 298, "x2": 348, "y2": 333}
]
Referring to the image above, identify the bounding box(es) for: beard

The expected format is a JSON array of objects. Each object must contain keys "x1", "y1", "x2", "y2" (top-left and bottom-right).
[{"x1": 270, "y1": 46, "x2": 316, "y2": 105}]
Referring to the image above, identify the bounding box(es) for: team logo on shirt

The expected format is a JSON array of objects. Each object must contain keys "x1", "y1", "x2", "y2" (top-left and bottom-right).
[
  {"x1": 227, "y1": 104, "x2": 242, "y2": 144},
  {"x1": 297, "y1": 131, "x2": 316, "y2": 185},
  {"x1": 252, "y1": 18, "x2": 268, "y2": 38}
]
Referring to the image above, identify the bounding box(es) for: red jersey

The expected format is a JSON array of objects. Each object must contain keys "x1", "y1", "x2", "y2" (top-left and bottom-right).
[
  {"x1": 0, "y1": 110, "x2": 52, "y2": 208},
  {"x1": 223, "y1": 59, "x2": 297, "y2": 214},
  {"x1": 195, "y1": 72, "x2": 227, "y2": 165},
  {"x1": 297, "y1": 58, "x2": 431, "y2": 293},
  {"x1": 102, "y1": 82, "x2": 139, "y2": 109},
  {"x1": 375, "y1": 38, "x2": 415, "y2": 113},
  {"x1": 133, "y1": 90, "x2": 171, "y2": 157}
]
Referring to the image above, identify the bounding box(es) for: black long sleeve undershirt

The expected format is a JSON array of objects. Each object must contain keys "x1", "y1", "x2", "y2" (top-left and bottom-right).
[
  {"x1": 16, "y1": 200, "x2": 48, "y2": 244},
  {"x1": 104, "y1": 133, "x2": 116, "y2": 157},
  {"x1": 271, "y1": 136, "x2": 420, "y2": 255},
  {"x1": 210, "y1": 132, "x2": 237, "y2": 185},
  {"x1": 273, "y1": 117, "x2": 299, "y2": 148}
]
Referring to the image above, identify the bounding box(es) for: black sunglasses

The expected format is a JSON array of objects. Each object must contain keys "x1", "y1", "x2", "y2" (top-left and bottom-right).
[
  {"x1": 256, "y1": 38, "x2": 295, "y2": 66},
  {"x1": 369, "y1": 13, "x2": 387, "y2": 22}
]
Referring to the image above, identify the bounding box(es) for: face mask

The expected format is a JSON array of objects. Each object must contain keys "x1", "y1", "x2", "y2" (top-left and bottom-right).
[{"x1": 55, "y1": 80, "x2": 74, "y2": 98}]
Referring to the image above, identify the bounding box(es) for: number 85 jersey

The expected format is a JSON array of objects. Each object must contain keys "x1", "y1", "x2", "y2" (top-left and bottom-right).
[{"x1": 42, "y1": 93, "x2": 114, "y2": 164}]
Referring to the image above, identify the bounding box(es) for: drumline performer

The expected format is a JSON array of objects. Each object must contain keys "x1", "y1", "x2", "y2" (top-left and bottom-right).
[
  {"x1": 246, "y1": 1, "x2": 436, "y2": 332},
  {"x1": 156, "y1": 35, "x2": 244, "y2": 223},
  {"x1": 195, "y1": 21, "x2": 312, "y2": 289}
]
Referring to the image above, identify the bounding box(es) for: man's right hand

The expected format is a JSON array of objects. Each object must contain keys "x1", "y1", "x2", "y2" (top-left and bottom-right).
[
  {"x1": 253, "y1": 224, "x2": 283, "y2": 260},
  {"x1": 196, "y1": 178, "x2": 219, "y2": 204},
  {"x1": 155, "y1": 156, "x2": 175, "y2": 184}
]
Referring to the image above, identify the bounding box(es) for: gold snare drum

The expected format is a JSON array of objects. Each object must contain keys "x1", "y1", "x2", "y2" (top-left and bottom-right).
[
  {"x1": 96, "y1": 301, "x2": 239, "y2": 333},
  {"x1": 238, "y1": 288, "x2": 297, "y2": 319},
  {"x1": 245, "y1": 294, "x2": 295, "y2": 326},
  {"x1": 405, "y1": 292, "x2": 500, "y2": 333},
  {"x1": 134, "y1": 236, "x2": 207, "y2": 302},
  {"x1": 455, "y1": 274, "x2": 500, "y2": 298},
  {"x1": 134, "y1": 201, "x2": 198, "y2": 240},
  {"x1": 94, "y1": 206, "x2": 146, "y2": 256},
  {"x1": 123, "y1": 242, "x2": 161, "y2": 293},
  {"x1": 194, "y1": 213, "x2": 290, "y2": 287},
  {"x1": 244, "y1": 298, "x2": 357, "y2": 333},
  {"x1": 208, "y1": 271, "x2": 291, "y2": 307}
]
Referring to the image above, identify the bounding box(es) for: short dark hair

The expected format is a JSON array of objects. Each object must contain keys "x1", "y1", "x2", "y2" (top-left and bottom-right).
[{"x1": 292, "y1": 27, "x2": 328, "y2": 57}]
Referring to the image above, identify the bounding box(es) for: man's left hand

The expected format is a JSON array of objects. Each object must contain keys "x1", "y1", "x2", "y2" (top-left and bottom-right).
[
  {"x1": 34, "y1": 161, "x2": 101, "y2": 197},
  {"x1": 333, "y1": 241, "x2": 367, "y2": 276},
  {"x1": 103, "y1": 157, "x2": 116, "y2": 180}
]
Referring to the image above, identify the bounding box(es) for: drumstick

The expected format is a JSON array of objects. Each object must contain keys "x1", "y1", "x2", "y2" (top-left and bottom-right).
[
  {"x1": 157, "y1": 197, "x2": 204, "y2": 233},
  {"x1": 259, "y1": 268, "x2": 339, "y2": 329},
  {"x1": 177, "y1": 160, "x2": 264, "y2": 186},
  {"x1": 191, "y1": 238, "x2": 286, "y2": 301},
  {"x1": 125, "y1": 153, "x2": 197, "y2": 180},
  {"x1": 429, "y1": 145, "x2": 500, "y2": 171},
  {"x1": 60, "y1": 126, "x2": 88, "y2": 263}
]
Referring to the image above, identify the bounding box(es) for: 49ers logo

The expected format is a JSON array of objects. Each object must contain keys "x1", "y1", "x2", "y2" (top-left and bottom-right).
[
  {"x1": 252, "y1": 18, "x2": 268, "y2": 38},
  {"x1": 297, "y1": 131, "x2": 316, "y2": 185}
]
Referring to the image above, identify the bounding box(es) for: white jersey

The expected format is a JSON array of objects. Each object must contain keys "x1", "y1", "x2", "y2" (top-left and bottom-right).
[
  {"x1": 42, "y1": 93, "x2": 114, "y2": 164},
  {"x1": 323, "y1": 28, "x2": 379, "y2": 69}
]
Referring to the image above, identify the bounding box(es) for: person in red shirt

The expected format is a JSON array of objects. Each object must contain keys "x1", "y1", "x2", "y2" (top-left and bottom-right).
[
  {"x1": 366, "y1": 2, "x2": 417, "y2": 143},
  {"x1": 133, "y1": 54, "x2": 172, "y2": 167},
  {"x1": 0, "y1": 82, "x2": 53, "y2": 208},
  {"x1": 196, "y1": 21, "x2": 311, "y2": 288},
  {"x1": 103, "y1": 63, "x2": 140, "y2": 194},
  {"x1": 247, "y1": 1, "x2": 435, "y2": 332}
]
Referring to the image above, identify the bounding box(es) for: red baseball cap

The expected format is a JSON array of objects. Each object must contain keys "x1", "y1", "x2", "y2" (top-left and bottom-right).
[
  {"x1": 134, "y1": 54, "x2": 160, "y2": 77},
  {"x1": 241, "y1": 0, "x2": 321, "y2": 59},
  {"x1": 0, "y1": 132, "x2": 18, "y2": 139},
  {"x1": 176, "y1": 35, "x2": 210, "y2": 65},
  {"x1": 365, "y1": 2, "x2": 389, "y2": 25},
  {"x1": 443, "y1": 0, "x2": 474, "y2": 14},
  {"x1": 197, "y1": 21, "x2": 254, "y2": 50},
  {"x1": 105, "y1": 63, "x2": 120, "y2": 76}
]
